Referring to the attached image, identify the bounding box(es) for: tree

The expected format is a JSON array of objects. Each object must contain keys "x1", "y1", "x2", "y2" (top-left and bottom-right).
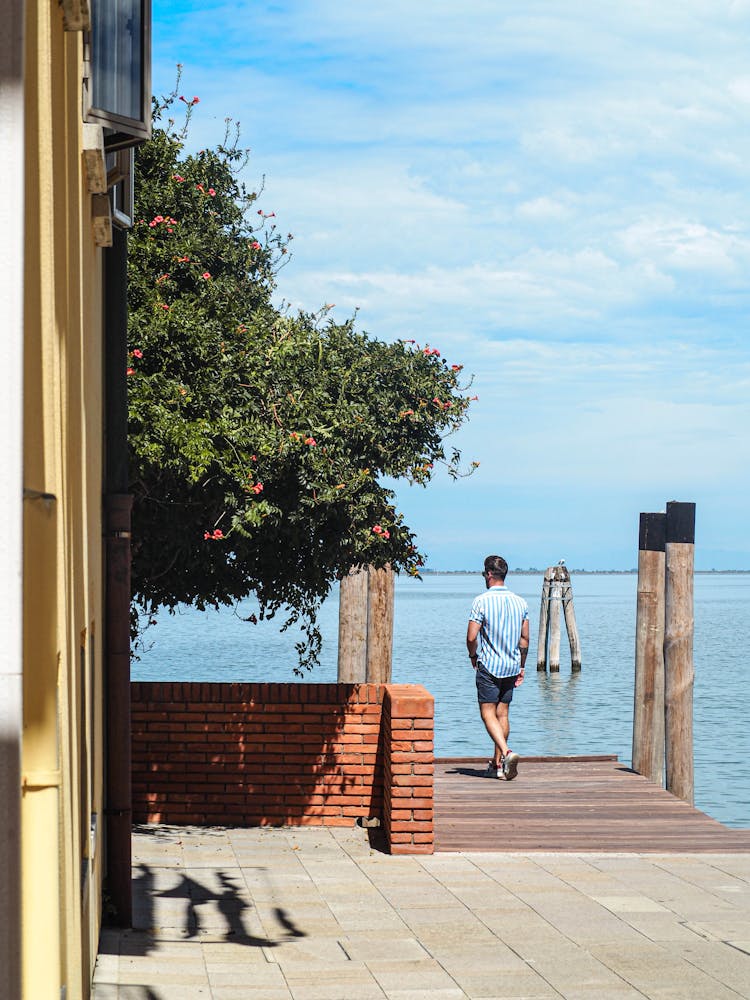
[{"x1": 128, "y1": 92, "x2": 477, "y2": 667}]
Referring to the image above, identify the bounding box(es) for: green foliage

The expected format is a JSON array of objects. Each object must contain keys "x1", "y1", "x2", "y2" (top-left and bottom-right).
[{"x1": 128, "y1": 92, "x2": 477, "y2": 668}]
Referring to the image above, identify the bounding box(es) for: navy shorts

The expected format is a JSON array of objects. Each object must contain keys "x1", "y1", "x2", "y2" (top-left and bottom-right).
[{"x1": 476, "y1": 663, "x2": 518, "y2": 705}]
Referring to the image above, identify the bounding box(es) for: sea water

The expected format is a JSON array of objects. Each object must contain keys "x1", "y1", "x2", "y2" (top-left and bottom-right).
[{"x1": 133, "y1": 572, "x2": 750, "y2": 829}]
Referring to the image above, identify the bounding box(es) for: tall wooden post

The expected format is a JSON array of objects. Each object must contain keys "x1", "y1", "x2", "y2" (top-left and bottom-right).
[
  {"x1": 664, "y1": 501, "x2": 695, "y2": 805},
  {"x1": 548, "y1": 573, "x2": 562, "y2": 672},
  {"x1": 632, "y1": 512, "x2": 666, "y2": 786},
  {"x1": 337, "y1": 567, "x2": 369, "y2": 682},
  {"x1": 536, "y1": 569, "x2": 551, "y2": 671},
  {"x1": 366, "y1": 565, "x2": 395, "y2": 683},
  {"x1": 338, "y1": 565, "x2": 394, "y2": 683},
  {"x1": 561, "y1": 567, "x2": 582, "y2": 671}
]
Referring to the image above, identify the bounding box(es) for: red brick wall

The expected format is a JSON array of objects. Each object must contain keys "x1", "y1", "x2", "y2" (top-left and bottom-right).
[
  {"x1": 382, "y1": 685, "x2": 435, "y2": 855},
  {"x1": 131, "y1": 681, "x2": 434, "y2": 853}
]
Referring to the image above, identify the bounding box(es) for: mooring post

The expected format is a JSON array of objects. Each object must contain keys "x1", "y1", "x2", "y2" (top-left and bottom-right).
[
  {"x1": 560, "y1": 566, "x2": 582, "y2": 671},
  {"x1": 366, "y1": 565, "x2": 395, "y2": 683},
  {"x1": 664, "y1": 501, "x2": 696, "y2": 805},
  {"x1": 548, "y1": 570, "x2": 562, "y2": 672},
  {"x1": 337, "y1": 566, "x2": 368, "y2": 682},
  {"x1": 536, "y1": 568, "x2": 552, "y2": 670},
  {"x1": 632, "y1": 512, "x2": 666, "y2": 786},
  {"x1": 338, "y1": 564, "x2": 394, "y2": 683}
]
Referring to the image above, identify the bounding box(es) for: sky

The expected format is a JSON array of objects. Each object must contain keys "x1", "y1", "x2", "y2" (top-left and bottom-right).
[{"x1": 151, "y1": 0, "x2": 750, "y2": 570}]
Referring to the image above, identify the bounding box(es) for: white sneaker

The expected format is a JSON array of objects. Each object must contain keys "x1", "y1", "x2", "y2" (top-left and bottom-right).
[{"x1": 503, "y1": 751, "x2": 519, "y2": 781}]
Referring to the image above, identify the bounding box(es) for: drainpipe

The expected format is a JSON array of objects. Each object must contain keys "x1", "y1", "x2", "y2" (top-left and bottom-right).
[
  {"x1": 104, "y1": 225, "x2": 133, "y2": 926},
  {"x1": 0, "y1": 0, "x2": 25, "y2": 994}
]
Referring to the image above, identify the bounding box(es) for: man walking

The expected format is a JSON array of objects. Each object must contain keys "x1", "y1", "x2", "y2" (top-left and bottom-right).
[{"x1": 466, "y1": 555, "x2": 529, "y2": 780}]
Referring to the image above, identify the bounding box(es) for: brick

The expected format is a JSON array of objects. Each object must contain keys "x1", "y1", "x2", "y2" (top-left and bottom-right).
[
  {"x1": 392, "y1": 774, "x2": 433, "y2": 787},
  {"x1": 390, "y1": 842, "x2": 433, "y2": 855},
  {"x1": 413, "y1": 764, "x2": 435, "y2": 775},
  {"x1": 390, "y1": 751, "x2": 427, "y2": 764},
  {"x1": 413, "y1": 740, "x2": 434, "y2": 752},
  {"x1": 390, "y1": 726, "x2": 414, "y2": 740},
  {"x1": 413, "y1": 809, "x2": 433, "y2": 821},
  {"x1": 388, "y1": 820, "x2": 432, "y2": 833}
]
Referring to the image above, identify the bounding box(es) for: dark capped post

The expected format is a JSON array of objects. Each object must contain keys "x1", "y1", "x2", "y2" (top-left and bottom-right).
[
  {"x1": 664, "y1": 501, "x2": 696, "y2": 804},
  {"x1": 632, "y1": 512, "x2": 666, "y2": 786}
]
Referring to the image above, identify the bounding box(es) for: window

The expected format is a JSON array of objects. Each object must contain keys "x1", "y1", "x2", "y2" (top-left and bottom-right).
[{"x1": 85, "y1": 0, "x2": 151, "y2": 148}]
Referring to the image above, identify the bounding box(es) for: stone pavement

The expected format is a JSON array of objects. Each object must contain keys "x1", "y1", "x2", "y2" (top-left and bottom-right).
[{"x1": 93, "y1": 824, "x2": 750, "y2": 999}]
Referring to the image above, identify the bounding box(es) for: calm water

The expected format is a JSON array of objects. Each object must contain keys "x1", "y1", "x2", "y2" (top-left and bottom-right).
[{"x1": 133, "y1": 573, "x2": 750, "y2": 829}]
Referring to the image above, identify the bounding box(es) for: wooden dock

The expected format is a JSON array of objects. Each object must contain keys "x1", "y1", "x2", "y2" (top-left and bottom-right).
[{"x1": 434, "y1": 756, "x2": 750, "y2": 852}]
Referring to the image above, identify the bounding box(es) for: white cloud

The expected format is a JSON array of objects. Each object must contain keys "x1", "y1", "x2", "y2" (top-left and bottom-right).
[{"x1": 152, "y1": 0, "x2": 750, "y2": 564}]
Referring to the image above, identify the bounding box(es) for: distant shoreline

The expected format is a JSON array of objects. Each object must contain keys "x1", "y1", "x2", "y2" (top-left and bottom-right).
[{"x1": 421, "y1": 568, "x2": 750, "y2": 576}]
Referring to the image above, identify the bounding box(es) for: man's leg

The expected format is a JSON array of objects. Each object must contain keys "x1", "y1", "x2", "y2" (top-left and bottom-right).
[
  {"x1": 479, "y1": 701, "x2": 510, "y2": 766},
  {"x1": 495, "y1": 701, "x2": 510, "y2": 749}
]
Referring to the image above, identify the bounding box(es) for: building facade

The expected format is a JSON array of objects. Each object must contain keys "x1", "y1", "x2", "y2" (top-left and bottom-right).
[{"x1": 0, "y1": 3, "x2": 150, "y2": 997}]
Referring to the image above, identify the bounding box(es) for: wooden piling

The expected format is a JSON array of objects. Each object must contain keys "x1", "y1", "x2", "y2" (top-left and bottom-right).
[
  {"x1": 664, "y1": 501, "x2": 696, "y2": 805},
  {"x1": 538, "y1": 564, "x2": 582, "y2": 671},
  {"x1": 337, "y1": 564, "x2": 395, "y2": 683},
  {"x1": 561, "y1": 567, "x2": 582, "y2": 671},
  {"x1": 548, "y1": 572, "x2": 562, "y2": 672},
  {"x1": 366, "y1": 565, "x2": 395, "y2": 683},
  {"x1": 337, "y1": 566, "x2": 368, "y2": 682},
  {"x1": 536, "y1": 570, "x2": 551, "y2": 671},
  {"x1": 632, "y1": 512, "x2": 666, "y2": 786}
]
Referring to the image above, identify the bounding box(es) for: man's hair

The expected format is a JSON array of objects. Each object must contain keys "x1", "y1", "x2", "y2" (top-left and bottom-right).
[{"x1": 484, "y1": 555, "x2": 508, "y2": 580}]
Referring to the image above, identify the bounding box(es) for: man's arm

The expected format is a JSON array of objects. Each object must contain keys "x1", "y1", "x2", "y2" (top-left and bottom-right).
[
  {"x1": 516, "y1": 618, "x2": 530, "y2": 685},
  {"x1": 466, "y1": 620, "x2": 481, "y2": 669}
]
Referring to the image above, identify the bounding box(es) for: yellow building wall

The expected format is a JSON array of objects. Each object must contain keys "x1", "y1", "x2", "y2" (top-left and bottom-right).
[{"x1": 22, "y1": 3, "x2": 106, "y2": 998}]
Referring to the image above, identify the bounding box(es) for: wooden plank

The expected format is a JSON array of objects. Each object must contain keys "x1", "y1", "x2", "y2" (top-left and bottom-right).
[{"x1": 434, "y1": 757, "x2": 750, "y2": 853}]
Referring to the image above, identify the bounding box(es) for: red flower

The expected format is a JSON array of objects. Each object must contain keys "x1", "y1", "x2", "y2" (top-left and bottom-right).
[
  {"x1": 201, "y1": 271, "x2": 211, "y2": 280},
  {"x1": 372, "y1": 525, "x2": 383, "y2": 535},
  {"x1": 251, "y1": 241, "x2": 261, "y2": 250},
  {"x1": 250, "y1": 454, "x2": 257, "y2": 461},
  {"x1": 212, "y1": 528, "x2": 223, "y2": 539},
  {"x1": 154, "y1": 215, "x2": 164, "y2": 223},
  {"x1": 208, "y1": 188, "x2": 216, "y2": 196},
  {"x1": 251, "y1": 483, "x2": 264, "y2": 495},
  {"x1": 451, "y1": 364, "x2": 463, "y2": 371},
  {"x1": 132, "y1": 349, "x2": 143, "y2": 359},
  {"x1": 304, "y1": 437, "x2": 316, "y2": 446},
  {"x1": 172, "y1": 174, "x2": 185, "y2": 182},
  {"x1": 160, "y1": 303, "x2": 170, "y2": 311},
  {"x1": 191, "y1": 96, "x2": 200, "y2": 105},
  {"x1": 126, "y1": 367, "x2": 135, "y2": 376},
  {"x1": 203, "y1": 531, "x2": 211, "y2": 539},
  {"x1": 196, "y1": 184, "x2": 204, "y2": 192},
  {"x1": 383, "y1": 530, "x2": 391, "y2": 539}
]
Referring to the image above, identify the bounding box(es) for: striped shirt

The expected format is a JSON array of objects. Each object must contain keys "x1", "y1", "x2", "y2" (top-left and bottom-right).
[{"x1": 469, "y1": 585, "x2": 529, "y2": 678}]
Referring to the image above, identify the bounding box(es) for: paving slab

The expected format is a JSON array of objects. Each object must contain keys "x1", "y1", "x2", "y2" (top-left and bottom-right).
[{"x1": 93, "y1": 827, "x2": 750, "y2": 1000}]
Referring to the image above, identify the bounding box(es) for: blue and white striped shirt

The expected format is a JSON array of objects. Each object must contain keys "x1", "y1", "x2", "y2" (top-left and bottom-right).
[{"x1": 469, "y1": 585, "x2": 529, "y2": 678}]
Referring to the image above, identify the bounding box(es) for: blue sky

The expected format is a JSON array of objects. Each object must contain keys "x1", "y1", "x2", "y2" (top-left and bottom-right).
[{"x1": 152, "y1": 1, "x2": 750, "y2": 570}]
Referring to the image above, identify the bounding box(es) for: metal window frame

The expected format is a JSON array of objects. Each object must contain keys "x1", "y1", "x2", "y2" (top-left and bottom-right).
[{"x1": 83, "y1": 0, "x2": 152, "y2": 150}]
